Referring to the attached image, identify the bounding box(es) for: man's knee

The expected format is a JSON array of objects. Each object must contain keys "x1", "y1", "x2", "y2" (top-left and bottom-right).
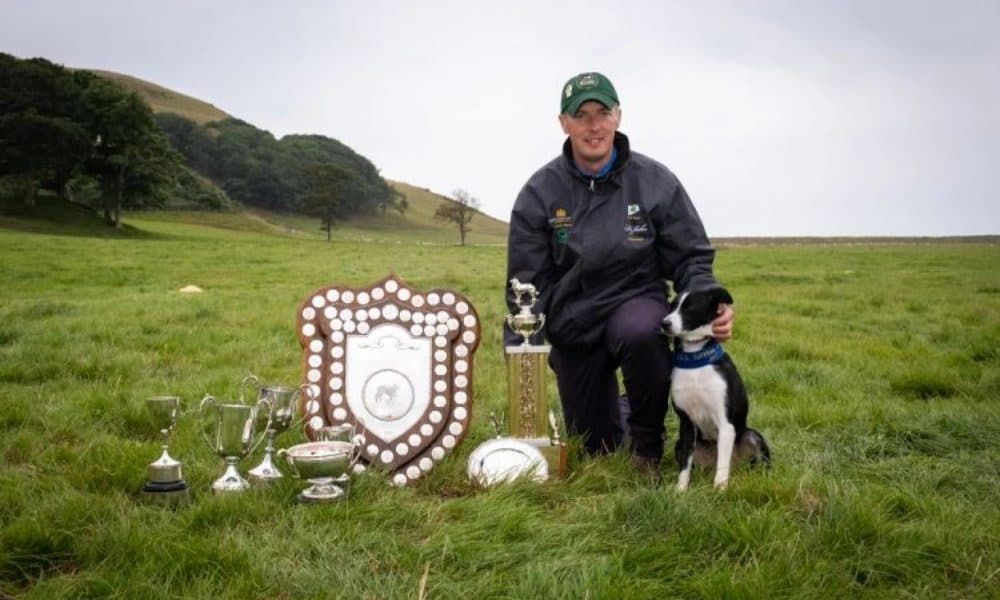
[{"x1": 607, "y1": 300, "x2": 668, "y2": 354}]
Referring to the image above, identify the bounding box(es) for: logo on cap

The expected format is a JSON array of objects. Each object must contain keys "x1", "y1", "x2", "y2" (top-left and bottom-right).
[
  {"x1": 577, "y1": 74, "x2": 599, "y2": 88},
  {"x1": 564, "y1": 84, "x2": 573, "y2": 98}
]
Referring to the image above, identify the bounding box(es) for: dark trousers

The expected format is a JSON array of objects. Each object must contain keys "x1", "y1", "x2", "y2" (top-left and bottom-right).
[{"x1": 548, "y1": 292, "x2": 672, "y2": 459}]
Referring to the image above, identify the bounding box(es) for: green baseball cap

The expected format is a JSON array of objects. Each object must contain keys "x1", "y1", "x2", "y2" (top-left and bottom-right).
[{"x1": 560, "y1": 72, "x2": 619, "y2": 115}]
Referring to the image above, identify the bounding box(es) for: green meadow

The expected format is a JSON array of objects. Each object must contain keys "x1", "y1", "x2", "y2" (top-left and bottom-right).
[{"x1": 0, "y1": 211, "x2": 998, "y2": 599}]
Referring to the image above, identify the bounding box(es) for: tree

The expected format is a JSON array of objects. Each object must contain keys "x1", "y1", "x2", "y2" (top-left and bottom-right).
[
  {"x1": 0, "y1": 55, "x2": 185, "y2": 222},
  {"x1": 0, "y1": 55, "x2": 92, "y2": 206},
  {"x1": 297, "y1": 163, "x2": 359, "y2": 241},
  {"x1": 0, "y1": 109, "x2": 89, "y2": 206},
  {"x1": 435, "y1": 188, "x2": 480, "y2": 246},
  {"x1": 85, "y1": 82, "x2": 180, "y2": 226}
]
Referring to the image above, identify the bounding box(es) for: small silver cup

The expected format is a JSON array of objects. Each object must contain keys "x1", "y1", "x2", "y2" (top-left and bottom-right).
[
  {"x1": 200, "y1": 394, "x2": 270, "y2": 493},
  {"x1": 142, "y1": 395, "x2": 191, "y2": 503}
]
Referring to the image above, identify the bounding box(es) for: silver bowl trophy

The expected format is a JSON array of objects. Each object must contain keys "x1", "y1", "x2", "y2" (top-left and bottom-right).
[
  {"x1": 199, "y1": 392, "x2": 270, "y2": 493},
  {"x1": 468, "y1": 279, "x2": 566, "y2": 486},
  {"x1": 242, "y1": 375, "x2": 311, "y2": 485},
  {"x1": 141, "y1": 395, "x2": 191, "y2": 504},
  {"x1": 279, "y1": 424, "x2": 364, "y2": 503}
]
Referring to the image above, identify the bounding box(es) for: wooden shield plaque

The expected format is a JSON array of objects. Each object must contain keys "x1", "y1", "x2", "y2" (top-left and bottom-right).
[{"x1": 296, "y1": 275, "x2": 480, "y2": 485}]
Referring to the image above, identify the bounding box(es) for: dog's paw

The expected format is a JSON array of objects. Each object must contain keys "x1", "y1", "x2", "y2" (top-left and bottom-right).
[{"x1": 713, "y1": 478, "x2": 729, "y2": 491}]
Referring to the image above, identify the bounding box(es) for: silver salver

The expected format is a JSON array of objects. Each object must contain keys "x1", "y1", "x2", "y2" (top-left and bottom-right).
[{"x1": 467, "y1": 437, "x2": 548, "y2": 486}]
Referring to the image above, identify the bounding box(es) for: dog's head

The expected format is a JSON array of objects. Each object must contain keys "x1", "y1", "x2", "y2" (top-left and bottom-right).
[{"x1": 661, "y1": 286, "x2": 733, "y2": 340}]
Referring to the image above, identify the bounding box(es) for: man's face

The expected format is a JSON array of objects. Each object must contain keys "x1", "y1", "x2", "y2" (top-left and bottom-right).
[{"x1": 559, "y1": 100, "x2": 621, "y2": 173}]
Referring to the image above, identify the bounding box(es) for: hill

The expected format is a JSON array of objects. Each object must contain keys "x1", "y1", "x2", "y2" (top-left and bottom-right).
[
  {"x1": 3, "y1": 57, "x2": 505, "y2": 241},
  {"x1": 90, "y1": 69, "x2": 505, "y2": 238},
  {"x1": 84, "y1": 69, "x2": 231, "y2": 124},
  {"x1": 380, "y1": 181, "x2": 508, "y2": 239}
]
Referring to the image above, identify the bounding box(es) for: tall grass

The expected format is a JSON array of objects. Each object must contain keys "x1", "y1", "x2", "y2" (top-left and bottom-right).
[{"x1": 0, "y1": 217, "x2": 997, "y2": 599}]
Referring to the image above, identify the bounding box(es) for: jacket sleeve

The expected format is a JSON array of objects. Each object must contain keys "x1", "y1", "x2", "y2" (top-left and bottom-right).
[
  {"x1": 504, "y1": 183, "x2": 552, "y2": 346},
  {"x1": 655, "y1": 180, "x2": 719, "y2": 294}
]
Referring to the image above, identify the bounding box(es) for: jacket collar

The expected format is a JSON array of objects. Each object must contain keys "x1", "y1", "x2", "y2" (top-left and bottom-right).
[{"x1": 561, "y1": 131, "x2": 630, "y2": 186}]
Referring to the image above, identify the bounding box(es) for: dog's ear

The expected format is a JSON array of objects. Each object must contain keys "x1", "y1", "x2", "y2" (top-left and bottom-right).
[{"x1": 711, "y1": 286, "x2": 734, "y2": 306}]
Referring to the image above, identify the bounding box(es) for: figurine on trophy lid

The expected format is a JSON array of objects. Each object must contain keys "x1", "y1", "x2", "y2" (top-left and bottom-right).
[{"x1": 142, "y1": 395, "x2": 191, "y2": 504}]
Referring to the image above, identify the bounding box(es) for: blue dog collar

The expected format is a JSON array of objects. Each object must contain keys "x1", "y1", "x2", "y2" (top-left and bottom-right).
[{"x1": 673, "y1": 340, "x2": 725, "y2": 369}]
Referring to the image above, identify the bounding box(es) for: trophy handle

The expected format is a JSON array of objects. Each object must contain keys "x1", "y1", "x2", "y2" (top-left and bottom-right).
[
  {"x1": 240, "y1": 374, "x2": 262, "y2": 403},
  {"x1": 250, "y1": 398, "x2": 273, "y2": 454},
  {"x1": 288, "y1": 384, "x2": 313, "y2": 430},
  {"x1": 536, "y1": 313, "x2": 545, "y2": 333},
  {"x1": 276, "y1": 448, "x2": 300, "y2": 479},
  {"x1": 198, "y1": 394, "x2": 218, "y2": 451},
  {"x1": 349, "y1": 418, "x2": 368, "y2": 468}
]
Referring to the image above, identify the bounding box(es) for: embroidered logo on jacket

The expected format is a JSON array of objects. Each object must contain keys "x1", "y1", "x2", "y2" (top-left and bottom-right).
[
  {"x1": 550, "y1": 208, "x2": 573, "y2": 245},
  {"x1": 624, "y1": 203, "x2": 651, "y2": 243}
]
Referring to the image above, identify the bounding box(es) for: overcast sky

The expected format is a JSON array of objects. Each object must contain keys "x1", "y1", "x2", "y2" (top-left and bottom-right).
[{"x1": 2, "y1": 0, "x2": 997, "y2": 236}]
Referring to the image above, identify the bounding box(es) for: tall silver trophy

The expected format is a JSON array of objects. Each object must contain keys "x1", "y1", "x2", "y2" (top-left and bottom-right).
[
  {"x1": 142, "y1": 395, "x2": 191, "y2": 504},
  {"x1": 505, "y1": 279, "x2": 551, "y2": 438},
  {"x1": 468, "y1": 279, "x2": 566, "y2": 486},
  {"x1": 199, "y1": 393, "x2": 270, "y2": 493},
  {"x1": 243, "y1": 375, "x2": 311, "y2": 484}
]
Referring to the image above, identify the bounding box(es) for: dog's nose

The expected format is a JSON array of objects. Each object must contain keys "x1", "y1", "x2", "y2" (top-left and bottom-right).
[{"x1": 660, "y1": 320, "x2": 676, "y2": 336}]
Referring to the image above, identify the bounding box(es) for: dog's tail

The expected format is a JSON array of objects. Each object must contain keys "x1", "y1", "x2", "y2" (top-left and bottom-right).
[{"x1": 736, "y1": 428, "x2": 771, "y2": 467}]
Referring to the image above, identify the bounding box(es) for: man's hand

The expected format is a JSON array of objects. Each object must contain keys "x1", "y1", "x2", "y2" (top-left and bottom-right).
[{"x1": 712, "y1": 304, "x2": 734, "y2": 341}]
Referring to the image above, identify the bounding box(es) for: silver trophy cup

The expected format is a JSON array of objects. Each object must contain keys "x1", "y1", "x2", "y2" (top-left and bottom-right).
[
  {"x1": 279, "y1": 424, "x2": 364, "y2": 503},
  {"x1": 142, "y1": 395, "x2": 191, "y2": 503},
  {"x1": 246, "y1": 381, "x2": 312, "y2": 484},
  {"x1": 199, "y1": 394, "x2": 270, "y2": 493},
  {"x1": 506, "y1": 278, "x2": 546, "y2": 346}
]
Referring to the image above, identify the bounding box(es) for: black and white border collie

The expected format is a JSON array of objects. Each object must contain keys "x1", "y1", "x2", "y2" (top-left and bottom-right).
[{"x1": 661, "y1": 287, "x2": 770, "y2": 491}]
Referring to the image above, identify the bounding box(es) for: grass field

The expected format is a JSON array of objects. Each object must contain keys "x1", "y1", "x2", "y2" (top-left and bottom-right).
[
  {"x1": 92, "y1": 181, "x2": 511, "y2": 248},
  {"x1": 0, "y1": 212, "x2": 997, "y2": 599}
]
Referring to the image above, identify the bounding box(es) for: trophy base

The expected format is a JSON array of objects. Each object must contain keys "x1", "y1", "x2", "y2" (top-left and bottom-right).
[
  {"x1": 248, "y1": 463, "x2": 283, "y2": 485},
  {"x1": 248, "y1": 447, "x2": 285, "y2": 485},
  {"x1": 298, "y1": 475, "x2": 350, "y2": 503},
  {"x1": 211, "y1": 463, "x2": 251, "y2": 494},
  {"x1": 524, "y1": 439, "x2": 567, "y2": 478},
  {"x1": 141, "y1": 479, "x2": 191, "y2": 505}
]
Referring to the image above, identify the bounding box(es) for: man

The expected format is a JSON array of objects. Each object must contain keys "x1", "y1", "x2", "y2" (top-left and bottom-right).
[{"x1": 505, "y1": 72, "x2": 733, "y2": 473}]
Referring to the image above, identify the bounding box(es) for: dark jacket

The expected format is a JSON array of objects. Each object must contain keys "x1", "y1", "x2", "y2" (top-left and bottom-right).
[{"x1": 506, "y1": 131, "x2": 718, "y2": 349}]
